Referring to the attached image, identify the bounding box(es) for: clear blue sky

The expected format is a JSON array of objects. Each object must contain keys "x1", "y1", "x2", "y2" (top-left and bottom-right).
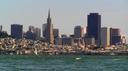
[{"x1": 0, "y1": 0, "x2": 128, "y2": 36}]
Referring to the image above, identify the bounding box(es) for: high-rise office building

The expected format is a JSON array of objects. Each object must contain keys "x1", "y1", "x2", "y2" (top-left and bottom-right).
[
  {"x1": 42, "y1": 23, "x2": 47, "y2": 38},
  {"x1": 29, "y1": 26, "x2": 35, "y2": 32},
  {"x1": 74, "y1": 26, "x2": 84, "y2": 38},
  {"x1": 87, "y1": 13, "x2": 101, "y2": 47},
  {"x1": 45, "y1": 9, "x2": 54, "y2": 44},
  {"x1": 110, "y1": 28, "x2": 120, "y2": 36},
  {"x1": 25, "y1": 26, "x2": 36, "y2": 40},
  {"x1": 25, "y1": 31, "x2": 36, "y2": 40},
  {"x1": 101, "y1": 27, "x2": 110, "y2": 47},
  {"x1": 25, "y1": 26, "x2": 41, "y2": 40},
  {"x1": 11, "y1": 24, "x2": 23, "y2": 39},
  {"x1": 53, "y1": 28, "x2": 59, "y2": 38},
  {"x1": 35, "y1": 28, "x2": 41, "y2": 40},
  {"x1": 62, "y1": 37, "x2": 74, "y2": 46},
  {"x1": 53, "y1": 28, "x2": 60, "y2": 45},
  {"x1": 110, "y1": 28, "x2": 121, "y2": 45}
]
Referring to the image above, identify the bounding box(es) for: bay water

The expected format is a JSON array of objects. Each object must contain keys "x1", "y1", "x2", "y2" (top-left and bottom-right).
[{"x1": 0, "y1": 55, "x2": 128, "y2": 71}]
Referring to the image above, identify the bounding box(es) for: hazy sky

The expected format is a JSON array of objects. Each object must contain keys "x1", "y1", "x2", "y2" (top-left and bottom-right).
[{"x1": 0, "y1": 0, "x2": 128, "y2": 36}]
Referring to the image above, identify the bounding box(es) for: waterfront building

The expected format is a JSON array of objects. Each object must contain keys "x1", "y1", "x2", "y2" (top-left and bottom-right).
[
  {"x1": 61, "y1": 34, "x2": 67, "y2": 38},
  {"x1": 70, "y1": 34, "x2": 75, "y2": 38},
  {"x1": 110, "y1": 28, "x2": 121, "y2": 45},
  {"x1": 74, "y1": 38, "x2": 85, "y2": 45},
  {"x1": 87, "y1": 13, "x2": 101, "y2": 47},
  {"x1": 62, "y1": 37, "x2": 74, "y2": 46},
  {"x1": 45, "y1": 9, "x2": 54, "y2": 44},
  {"x1": 101, "y1": 27, "x2": 110, "y2": 47},
  {"x1": 74, "y1": 26, "x2": 84, "y2": 38},
  {"x1": 11, "y1": 24, "x2": 23, "y2": 39},
  {"x1": 84, "y1": 37, "x2": 95, "y2": 46},
  {"x1": 0, "y1": 31, "x2": 8, "y2": 38}
]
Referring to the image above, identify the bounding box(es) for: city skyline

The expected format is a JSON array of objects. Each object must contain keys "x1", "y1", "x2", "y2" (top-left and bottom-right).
[
  {"x1": 0, "y1": 1, "x2": 128, "y2": 71},
  {"x1": 0, "y1": 0, "x2": 128, "y2": 36}
]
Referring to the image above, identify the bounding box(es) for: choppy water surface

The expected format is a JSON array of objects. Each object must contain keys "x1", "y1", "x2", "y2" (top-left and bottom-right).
[{"x1": 0, "y1": 55, "x2": 128, "y2": 71}]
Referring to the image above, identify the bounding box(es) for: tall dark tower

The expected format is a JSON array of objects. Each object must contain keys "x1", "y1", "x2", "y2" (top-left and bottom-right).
[
  {"x1": 46, "y1": 9, "x2": 54, "y2": 44},
  {"x1": 11, "y1": 24, "x2": 23, "y2": 39},
  {"x1": 87, "y1": 13, "x2": 101, "y2": 47}
]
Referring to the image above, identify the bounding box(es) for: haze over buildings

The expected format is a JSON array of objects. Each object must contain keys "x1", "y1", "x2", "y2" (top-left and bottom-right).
[
  {"x1": 0, "y1": 0, "x2": 128, "y2": 46},
  {"x1": 0, "y1": 9, "x2": 126, "y2": 47},
  {"x1": 0, "y1": 0, "x2": 128, "y2": 36}
]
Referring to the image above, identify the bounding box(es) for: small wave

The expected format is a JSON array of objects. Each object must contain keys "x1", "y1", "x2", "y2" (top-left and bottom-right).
[{"x1": 113, "y1": 59, "x2": 120, "y2": 61}]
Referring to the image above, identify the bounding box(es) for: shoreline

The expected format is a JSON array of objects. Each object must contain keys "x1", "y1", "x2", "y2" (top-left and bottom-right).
[
  {"x1": 0, "y1": 38, "x2": 128, "y2": 56},
  {"x1": 1, "y1": 50, "x2": 128, "y2": 56}
]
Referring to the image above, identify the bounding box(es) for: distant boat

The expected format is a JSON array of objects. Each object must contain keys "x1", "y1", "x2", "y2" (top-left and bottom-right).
[
  {"x1": 10, "y1": 53, "x2": 13, "y2": 55},
  {"x1": 110, "y1": 53, "x2": 115, "y2": 56},
  {"x1": 75, "y1": 57, "x2": 81, "y2": 60}
]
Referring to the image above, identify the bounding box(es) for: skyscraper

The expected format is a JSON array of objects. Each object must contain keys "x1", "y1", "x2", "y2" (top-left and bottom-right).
[
  {"x1": 110, "y1": 28, "x2": 121, "y2": 45},
  {"x1": 45, "y1": 9, "x2": 54, "y2": 44},
  {"x1": 42, "y1": 23, "x2": 47, "y2": 38},
  {"x1": 53, "y1": 28, "x2": 60, "y2": 45},
  {"x1": 25, "y1": 30, "x2": 36, "y2": 40},
  {"x1": 101, "y1": 27, "x2": 110, "y2": 47},
  {"x1": 35, "y1": 28, "x2": 41, "y2": 40},
  {"x1": 29, "y1": 26, "x2": 35, "y2": 32},
  {"x1": 11, "y1": 24, "x2": 23, "y2": 39},
  {"x1": 25, "y1": 26, "x2": 40, "y2": 40},
  {"x1": 53, "y1": 28, "x2": 59, "y2": 38},
  {"x1": 74, "y1": 26, "x2": 84, "y2": 38},
  {"x1": 87, "y1": 13, "x2": 101, "y2": 47}
]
